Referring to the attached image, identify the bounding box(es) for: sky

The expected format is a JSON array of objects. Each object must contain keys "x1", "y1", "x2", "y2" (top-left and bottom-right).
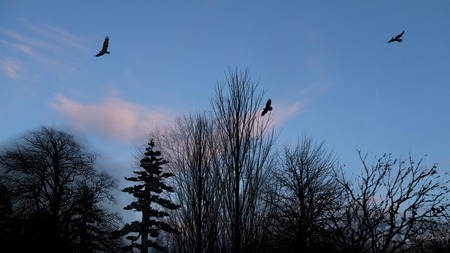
[{"x1": 1, "y1": 1, "x2": 450, "y2": 198}]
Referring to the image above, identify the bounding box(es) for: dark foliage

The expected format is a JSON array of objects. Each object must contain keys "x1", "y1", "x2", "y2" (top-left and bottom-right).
[
  {"x1": 116, "y1": 139, "x2": 180, "y2": 253},
  {"x1": 0, "y1": 126, "x2": 123, "y2": 252}
]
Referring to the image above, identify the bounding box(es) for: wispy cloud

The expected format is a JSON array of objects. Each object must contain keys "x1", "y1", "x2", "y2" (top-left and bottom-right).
[
  {"x1": 0, "y1": 26, "x2": 55, "y2": 52},
  {"x1": 271, "y1": 101, "x2": 307, "y2": 127},
  {"x1": 300, "y1": 79, "x2": 333, "y2": 98},
  {"x1": 0, "y1": 58, "x2": 23, "y2": 79},
  {"x1": 17, "y1": 17, "x2": 89, "y2": 51},
  {"x1": 268, "y1": 79, "x2": 332, "y2": 126},
  {"x1": 0, "y1": 18, "x2": 91, "y2": 80},
  {"x1": 50, "y1": 95, "x2": 174, "y2": 141}
]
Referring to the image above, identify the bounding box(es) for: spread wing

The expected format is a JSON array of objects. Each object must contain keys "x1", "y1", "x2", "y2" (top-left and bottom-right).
[
  {"x1": 96, "y1": 36, "x2": 109, "y2": 57},
  {"x1": 395, "y1": 31, "x2": 404, "y2": 39},
  {"x1": 102, "y1": 36, "x2": 109, "y2": 51},
  {"x1": 261, "y1": 99, "x2": 272, "y2": 116}
]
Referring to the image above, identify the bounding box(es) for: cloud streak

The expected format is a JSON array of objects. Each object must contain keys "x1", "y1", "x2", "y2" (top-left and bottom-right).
[
  {"x1": 271, "y1": 101, "x2": 307, "y2": 127},
  {"x1": 0, "y1": 58, "x2": 23, "y2": 79},
  {"x1": 267, "y1": 79, "x2": 332, "y2": 126},
  {"x1": 50, "y1": 95, "x2": 174, "y2": 141},
  {"x1": 0, "y1": 18, "x2": 92, "y2": 80},
  {"x1": 17, "y1": 17, "x2": 89, "y2": 51}
]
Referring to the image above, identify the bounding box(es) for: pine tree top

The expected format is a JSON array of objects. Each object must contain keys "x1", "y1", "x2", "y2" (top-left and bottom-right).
[{"x1": 118, "y1": 139, "x2": 180, "y2": 252}]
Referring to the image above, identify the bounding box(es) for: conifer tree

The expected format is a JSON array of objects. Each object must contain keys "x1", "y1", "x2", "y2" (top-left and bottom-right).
[{"x1": 119, "y1": 139, "x2": 180, "y2": 253}]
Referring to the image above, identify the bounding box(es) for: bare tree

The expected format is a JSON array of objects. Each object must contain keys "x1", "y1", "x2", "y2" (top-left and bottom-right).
[
  {"x1": 159, "y1": 113, "x2": 222, "y2": 253},
  {"x1": 332, "y1": 151, "x2": 450, "y2": 253},
  {"x1": 0, "y1": 126, "x2": 122, "y2": 252},
  {"x1": 211, "y1": 68, "x2": 276, "y2": 253},
  {"x1": 267, "y1": 135, "x2": 343, "y2": 252}
]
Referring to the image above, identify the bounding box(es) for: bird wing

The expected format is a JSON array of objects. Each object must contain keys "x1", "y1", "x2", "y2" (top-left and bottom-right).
[
  {"x1": 261, "y1": 99, "x2": 272, "y2": 116},
  {"x1": 101, "y1": 36, "x2": 109, "y2": 51},
  {"x1": 261, "y1": 109, "x2": 268, "y2": 116},
  {"x1": 95, "y1": 51, "x2": 104, "y2": 57},
  {"x1": 395, "y1": 31, "x2": 404, "y2": 39}
]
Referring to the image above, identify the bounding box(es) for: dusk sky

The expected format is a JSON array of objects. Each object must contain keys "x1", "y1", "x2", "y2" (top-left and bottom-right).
[{"x1": 1, "y1": 0, "x2": 450, "y2": 196}]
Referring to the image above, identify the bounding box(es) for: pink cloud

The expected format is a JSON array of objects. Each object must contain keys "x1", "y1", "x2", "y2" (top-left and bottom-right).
[{"x1": 50, "y1": 95, "x2": 174, "y2": 141}]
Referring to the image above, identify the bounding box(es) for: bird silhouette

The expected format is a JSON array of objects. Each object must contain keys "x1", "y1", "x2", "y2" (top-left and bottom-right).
[
  {"x1": 261, "y1": 99, "x2": 272, "y2": 116},
  {"x1": 96, "y1": 36, "x2": 110, "y2": 57},
  {"x1": 388, "y1": 31, "x2": 404, "y2": 43}
]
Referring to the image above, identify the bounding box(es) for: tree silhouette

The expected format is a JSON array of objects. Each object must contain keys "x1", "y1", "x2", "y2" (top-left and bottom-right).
[
  {"x1": 267, "y1": 135, "x2": 343, "y2": 252},
  {"x1": 332, "y1": 151, "x2": 450, "y2": 253},
  {"x1": 0, "y1": 126, "x2": 122, "y2": 252},
  {"x1": 158, "y1": 113, "x2": 222, "y2": 253},
  {"x1": 212, "y1": 67, "x2": 276, "y2": 253},
  {"x1": 118, "y1": 139, "x2": 180, "y2": 253}
]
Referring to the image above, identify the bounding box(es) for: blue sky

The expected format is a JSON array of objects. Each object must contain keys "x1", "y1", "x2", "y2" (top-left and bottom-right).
[{"x1": 1, "y1": 0, "x2": 450, "y2": 188}]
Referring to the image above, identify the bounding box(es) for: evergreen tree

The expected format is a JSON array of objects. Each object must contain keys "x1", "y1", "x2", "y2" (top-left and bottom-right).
[{"x1": 119, "y1": 139, "x2": 180, "y2": 253}]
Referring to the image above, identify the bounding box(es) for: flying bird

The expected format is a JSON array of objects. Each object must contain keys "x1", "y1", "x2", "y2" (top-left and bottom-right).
[
  {"x1": 387, "y1": 31, "x2": 404, "y2": 43},
  {"x1": 96, "y1": 36, "x2": 110, "y2": 57},
  {"x1": 261, "y1": 99, "x2": 272, "y2": 116}
]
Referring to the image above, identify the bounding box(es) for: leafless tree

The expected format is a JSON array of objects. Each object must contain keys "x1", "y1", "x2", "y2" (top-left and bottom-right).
[
  {"x1": 267, "y1": 135, "x2": 344, "y2": 252},
  {"x1": 211, "y1": 68, "x2": 276, "y2": 253},
  {"x1": 332, "y1": 151, "x2": 450, "y2": 253},
  {"x1": 159, "y1": 113, "x2": 222, "y2": 253}
]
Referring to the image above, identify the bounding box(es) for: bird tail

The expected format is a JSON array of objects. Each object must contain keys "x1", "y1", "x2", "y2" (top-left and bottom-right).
[{"x1": 397, "y1": 39, "x2": 402, "y2": 42}]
